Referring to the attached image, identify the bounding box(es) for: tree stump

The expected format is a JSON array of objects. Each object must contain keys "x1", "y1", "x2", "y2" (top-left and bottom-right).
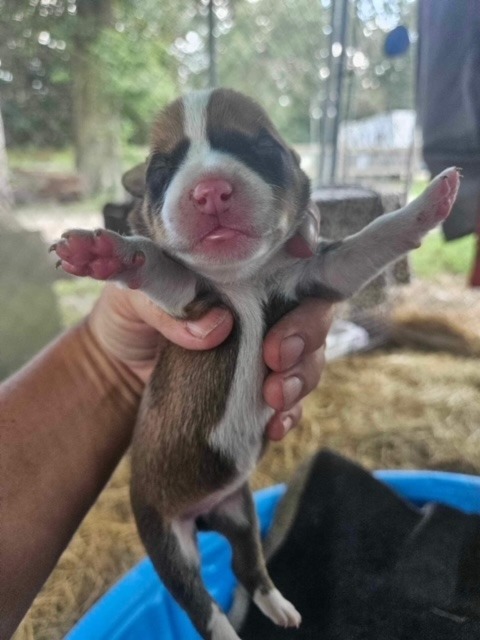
[
  {"x1": 0, "y1": 223, "x2": 62, "y2": 380},
  {"x1": 312, "y1": 186, "x2": 410, "y2": 342}
]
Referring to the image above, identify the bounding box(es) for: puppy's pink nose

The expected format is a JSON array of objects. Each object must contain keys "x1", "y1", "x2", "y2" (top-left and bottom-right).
[{"x1": 192, "y1": 179, "x2": 233, "y2": 215}]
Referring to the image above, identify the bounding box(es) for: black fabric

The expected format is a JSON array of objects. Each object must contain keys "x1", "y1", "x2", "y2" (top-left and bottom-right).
[
  {"x1": 239, "y1": 450, "x2": 480, "y2": 639},
  {"x1": 417, "y1": 0, "x2": 480, "y2": 240}
]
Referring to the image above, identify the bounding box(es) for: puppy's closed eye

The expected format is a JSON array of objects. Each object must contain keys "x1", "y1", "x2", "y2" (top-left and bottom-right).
[
  {"x1": 147, "y1": 140, "x2": 190, "y2": 201},
  {"x1": 255, "y1": 130, "x2": 283, "y2": 156},
  {"x1": 147, "y1": 156, "x2": 175, "y2": 201}
]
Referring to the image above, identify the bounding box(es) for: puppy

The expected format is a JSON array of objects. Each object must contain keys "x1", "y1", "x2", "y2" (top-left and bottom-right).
[{"x1": 51, "y1": 88, "x2": 459, "y2": 640}]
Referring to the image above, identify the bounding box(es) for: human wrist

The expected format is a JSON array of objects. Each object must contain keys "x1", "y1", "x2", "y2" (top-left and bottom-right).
[{"x1": 82, "y1": 314, "x2": 145, "y2": 401}]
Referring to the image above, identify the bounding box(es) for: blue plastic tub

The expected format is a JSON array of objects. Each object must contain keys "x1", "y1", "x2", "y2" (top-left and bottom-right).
[{"x1": 66, "y1": 470, "x2": 480, "y2": 640}]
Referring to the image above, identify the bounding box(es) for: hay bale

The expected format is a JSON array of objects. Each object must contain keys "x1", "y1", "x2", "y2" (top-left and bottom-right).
[
  {"x1": 255, "y1": 349, "x2": 480, "y2": 488},
  {"x1": 390, "y1": 275, "x2": 480, "y2": 356}
]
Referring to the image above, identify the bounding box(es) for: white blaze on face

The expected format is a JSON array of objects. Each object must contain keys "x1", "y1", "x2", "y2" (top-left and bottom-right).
[
  {"x1": 159, "y1": 89, "x2": 283, "y2": 279},
  {"x1": 183, "y1": 89, "x2": 211, "y2": 141}
]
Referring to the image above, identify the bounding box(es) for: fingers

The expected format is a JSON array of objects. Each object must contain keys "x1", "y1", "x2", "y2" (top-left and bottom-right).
[
  {"x1": 263, "y1": 346, "x2": 326, "y2": 412},
  {"x1": 263, "y1": 298, "x2": 333, "y2": 372},
  {"x1": 129, "y1": 289, "x2": 234, "y2": 351},
  {"x1": 266, "y1": 403, "x2": 303, "y2": 442},
  {"x1": 262, "y1": 297, "x2": 332, "y2": 435}
]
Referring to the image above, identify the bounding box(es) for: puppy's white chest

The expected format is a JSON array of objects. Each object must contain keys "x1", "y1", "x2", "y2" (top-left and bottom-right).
[{"x1": 208, "y1": 286, "x2": 272, "y2": 472}]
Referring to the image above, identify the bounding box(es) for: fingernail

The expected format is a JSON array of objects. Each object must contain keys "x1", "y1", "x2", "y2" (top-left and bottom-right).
[
  {"x1": 280, "y1": 335, "x2": 305, "y2": 369},
  {"x1": 282, "y1": 415, "x2": 293, "y2": 435},
  {"x1": 282, "y1": 376, "x2": 303, "y2": 407},
  {"x1": 186, "y1": 309, "x2": 229, "y2": 339}
]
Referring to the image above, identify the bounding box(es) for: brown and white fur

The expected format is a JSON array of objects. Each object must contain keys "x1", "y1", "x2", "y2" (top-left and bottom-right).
[{"x1": 51, "y1": 88, "x2": 459, "y2": 640}]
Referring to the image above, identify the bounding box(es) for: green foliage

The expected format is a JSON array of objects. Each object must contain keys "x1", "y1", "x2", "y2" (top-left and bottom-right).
[
  {"x1": 90, "y1": 26, "x2": 177, "y2": 143},
  {"x1": 215, "y1": 0, "x2": 327, "y2": 143},
  {"x1": 0, "y1": 0, "x2": 182, "y2": 148},
  {"x1": 1, "y1": 0, "x2": 418, "y2": 150},
  {"x1": 8, "y1": 144, "x2": 147, "y2": 172},
  {"x1": 0, "y1": 0, "x2": 74, "y2": 147}
]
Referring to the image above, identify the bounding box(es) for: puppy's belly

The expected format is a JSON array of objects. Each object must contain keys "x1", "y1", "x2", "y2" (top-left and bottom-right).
[{"x1": 131, "y1": 327, "x2": 266, "y2": 518}]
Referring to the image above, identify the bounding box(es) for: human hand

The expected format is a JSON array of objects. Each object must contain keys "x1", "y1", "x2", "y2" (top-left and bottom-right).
[
  {"x1": 88, "y1": 283, "x2": 234, "y2": 383},
  {"x1": 88, "y1": 285, "x2": 332, "y2": 440},
  {"x1": 262, "y1": 298, "x2": 333, "y2": 440}
]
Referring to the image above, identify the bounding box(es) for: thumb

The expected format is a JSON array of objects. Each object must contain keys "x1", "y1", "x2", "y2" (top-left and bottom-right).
[{"x1": 133, "y1": 292, "x2": 235, "y2": 350}]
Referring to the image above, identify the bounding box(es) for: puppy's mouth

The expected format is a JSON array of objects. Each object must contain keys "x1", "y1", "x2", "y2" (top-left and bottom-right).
[
  {"x1": 199, "y1": 224, "x2": 257, "y2": 242},
  {"x1": 193, "y1": 224, "x2": 262, "y2": 259}
]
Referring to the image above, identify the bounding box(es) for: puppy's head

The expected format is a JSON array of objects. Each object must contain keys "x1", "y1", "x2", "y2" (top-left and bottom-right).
[{"x1": 123, "y1": 88, "x2": 313, "y2": 278}]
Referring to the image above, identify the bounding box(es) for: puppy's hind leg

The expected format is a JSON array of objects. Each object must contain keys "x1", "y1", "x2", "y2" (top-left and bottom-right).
[
  {"x1": 198, "y1": 484, "x2": 301, "y2": 630},
  {"x1": 133, "y1": 501, "x2": 240, "y2": 640}
]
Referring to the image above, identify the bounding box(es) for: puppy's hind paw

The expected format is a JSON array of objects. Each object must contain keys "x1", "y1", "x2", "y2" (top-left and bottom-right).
[{"x1": 253, "y1": 588, "x2": 302, "y2": 628}]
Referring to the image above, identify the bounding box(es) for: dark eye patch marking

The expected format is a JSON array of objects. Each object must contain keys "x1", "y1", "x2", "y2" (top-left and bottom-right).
[
  {"x1": 207, "y1": 127, "x2": 291, "y2": 189},
  {"x1": 146, "y1": 138, "x2": 190, "y2": 202}
]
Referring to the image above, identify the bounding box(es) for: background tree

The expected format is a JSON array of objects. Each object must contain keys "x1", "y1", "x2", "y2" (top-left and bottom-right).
[
  {"x1": 0, "y1": 0, "x2": 418, "y2": 187},
  {"x1": 71, "y1": 0, "x2": 123, "y2": 198},
  {"x1": 0, "y1": 105, "x2": 14, "y2": 223},
  {"x1": 173, "y1": 0, "x2": 417, "y2": 142},
  {"x1": 0, "y1": 0, "x2": 180, "y2": 196}
]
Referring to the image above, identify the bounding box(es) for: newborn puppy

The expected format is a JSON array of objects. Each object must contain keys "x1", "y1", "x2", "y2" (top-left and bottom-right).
[{"x1": 51, "y1": 88, "x2": 459, "y2": 640}]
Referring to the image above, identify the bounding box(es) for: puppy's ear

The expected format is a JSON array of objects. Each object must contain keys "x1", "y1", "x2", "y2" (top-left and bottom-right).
[
  {"x1": 290, "y1": 147, "x2": 302, "y2": 166},
  {"x1": 287, "y1": 200, "x2": 321, "y2": 258},
  {"x1": 122, "y1": 162, "x2": 146, "y2": 198}
]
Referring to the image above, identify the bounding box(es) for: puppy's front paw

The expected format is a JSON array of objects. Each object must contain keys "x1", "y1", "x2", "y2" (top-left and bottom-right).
[
  {"x1": 415, "y1": 167, "x2": 460, "y2": 231},
  {"x1": 253, "y1": 588, "x2": 302, "y2": 628},
  {"x1": 50, "y1": 229, "x2": 145, "y2": 285}
]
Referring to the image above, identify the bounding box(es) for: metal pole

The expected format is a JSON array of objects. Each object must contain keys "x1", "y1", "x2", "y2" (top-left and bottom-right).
[
  {"x1": 318, "y1": 0, "x2": 349, "y2": 185},
  {"x1": 208, "y1": 0, "x2": 218, "y2": 88},
  {"x1": 329, "y1": 0, "x2": 349, "y2": 183},
  {"x1": 318, "y1": 0, "x2": 336, "y2": 185}
]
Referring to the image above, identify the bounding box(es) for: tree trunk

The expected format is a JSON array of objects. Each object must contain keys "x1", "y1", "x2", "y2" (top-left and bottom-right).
[
  {"x1": 71, "y1": 0, "x2": 124, "y2": 199},
  {"x1": 0, "y1": 105, "x2": 16, "y2": 228}
]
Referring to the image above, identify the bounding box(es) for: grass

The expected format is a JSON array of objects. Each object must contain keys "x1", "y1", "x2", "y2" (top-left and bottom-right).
[
  {"x1": 408, "y1": 178, "x2": 429, "y2": 200},
  {"x1": 411, "y1": 230, "x2": 475, "y2": 279},
  {"x1": 8, "y1": 147, "x2": 75, "y2": 172},
  {"x1": 8, "y1": 145, "x2": 148, "y2": 173}
]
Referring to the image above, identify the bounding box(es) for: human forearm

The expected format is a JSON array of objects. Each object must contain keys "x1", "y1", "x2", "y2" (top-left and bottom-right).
[{"x1": 0, "y1": 320, "x2": 143, "y2": 638}]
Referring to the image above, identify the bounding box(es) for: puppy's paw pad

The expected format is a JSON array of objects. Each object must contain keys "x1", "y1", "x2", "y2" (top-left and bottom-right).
[
  {"x1": 51, "y1": 229, "x2": 143, "y2": 280},
  {"x1": 253, "y1": 588, "x2": 302, "y2": 628},
  {"x1": 417, "y1": 167, "x2": 460, "y2": 228}
]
